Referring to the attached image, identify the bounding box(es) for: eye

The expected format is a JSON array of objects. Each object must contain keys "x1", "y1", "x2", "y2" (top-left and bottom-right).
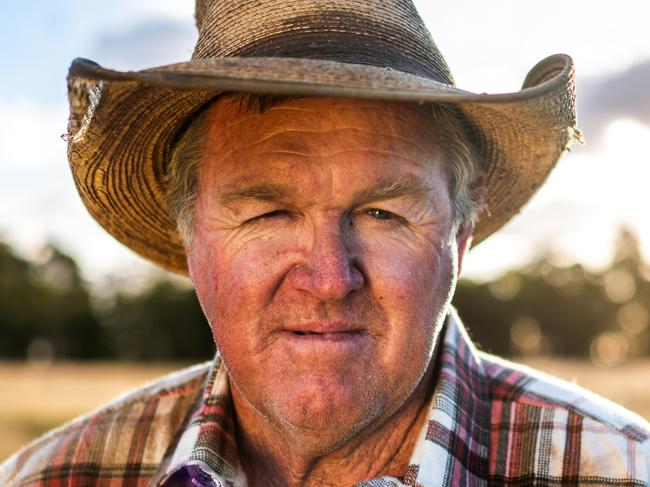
[
  {"x1": 358, "y1": 208, "x2": 408, "y2": 228},
  {"x1": 245, "y1": 209, "x2": 290, "y2": 224},
  {"x1": 366, "y1": 208, "x2": 397, "y2": 221}
]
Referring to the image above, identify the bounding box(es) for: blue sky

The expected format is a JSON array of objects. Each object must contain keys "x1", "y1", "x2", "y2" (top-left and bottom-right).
[
  {"x1": 0, "y1": 1, "x2": 194, "y2": 103},
  {"x1": 1, "y1": 1, "x2": 649, "y2": 284}
]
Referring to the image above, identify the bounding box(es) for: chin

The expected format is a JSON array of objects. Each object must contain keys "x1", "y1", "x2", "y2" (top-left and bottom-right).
[{"x1": 263, "y1": 371, "x2": 390, "y2": 440}]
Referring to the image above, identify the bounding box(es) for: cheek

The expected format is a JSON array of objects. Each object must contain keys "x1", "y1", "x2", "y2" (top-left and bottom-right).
[
  {"x1": 190, "y1": 230, "x2": 299, "y2": 341},
  {"x1": 363, "y1": 236, "x2": 454, "y2": 355},
  {"x1": 216, "y1": 237, "x2": 297, "y2": 303},
  {"x1": 362, "y1": 234, "x2": 451, "y2": 302}
]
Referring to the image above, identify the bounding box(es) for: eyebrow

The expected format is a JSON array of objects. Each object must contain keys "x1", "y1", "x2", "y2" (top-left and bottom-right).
[
  {"x1": 219, "y1": 183, "x2": 290, "y2": 207},
  {"x1": 218, "y1": 176, "x2": 432, "y2": 208},
  {"x1": 353, "y1": 177, "x2": 432, "y2": 205}
]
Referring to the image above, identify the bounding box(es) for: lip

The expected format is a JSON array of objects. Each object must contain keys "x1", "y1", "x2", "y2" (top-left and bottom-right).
[
  {"x1": 282, "y1": 321, "x2": 363, "y2": 335},
  {"x1": 282, "y1": 330, "x2": 367, "y2": 341},
  {"x1": 279, "y1": 329, "x2": 369, "y2": 354},
  {"x1": 278, "y1": 322, "x2": 370, "y2": 352}
]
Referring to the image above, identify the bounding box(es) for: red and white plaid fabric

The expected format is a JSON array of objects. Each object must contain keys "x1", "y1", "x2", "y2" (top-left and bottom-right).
[{"x1": 3, "y1": 310, "x2": 649, "y2": 486}]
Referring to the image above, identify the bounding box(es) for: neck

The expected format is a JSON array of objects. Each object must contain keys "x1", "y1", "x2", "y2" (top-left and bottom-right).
[{"x1": 232, "y1": 361, "x2": 436, "y2": 487}]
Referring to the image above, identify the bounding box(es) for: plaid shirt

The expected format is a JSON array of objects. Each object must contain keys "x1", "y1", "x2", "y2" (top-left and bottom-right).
[{"x1": 3, "y1": 310, "x2": 650, "y2": 486}]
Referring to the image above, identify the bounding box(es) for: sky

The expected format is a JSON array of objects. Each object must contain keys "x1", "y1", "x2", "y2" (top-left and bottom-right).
[{"x1": 1, "y1": 1, "x2": 649, "y2": 285}]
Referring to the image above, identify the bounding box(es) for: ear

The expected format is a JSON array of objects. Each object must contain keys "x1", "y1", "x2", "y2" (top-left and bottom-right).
[
  {"x1": 453, "y1": 170, "x2": 486, "y2": 275},
  {"x1": 454, "y1": 221, "x2": 474, "y2": 276}
]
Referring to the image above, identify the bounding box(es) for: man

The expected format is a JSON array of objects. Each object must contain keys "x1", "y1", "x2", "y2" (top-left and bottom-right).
[{"x1": 2, "y1": 0, "x2": 649, "y2": 485}]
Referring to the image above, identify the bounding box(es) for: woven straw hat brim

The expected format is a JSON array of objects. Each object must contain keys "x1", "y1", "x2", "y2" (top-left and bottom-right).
[{"x1": 67, "y1": 54, "x2": 580, "y2": 275}]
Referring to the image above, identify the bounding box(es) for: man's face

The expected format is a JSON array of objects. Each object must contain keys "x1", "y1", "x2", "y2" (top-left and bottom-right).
[{"x1": 187, "y1": 97, "x2": 470, "y2": 444}]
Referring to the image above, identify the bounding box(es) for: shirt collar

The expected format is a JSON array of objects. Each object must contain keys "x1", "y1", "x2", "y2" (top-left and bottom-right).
[
  {"x1": 402, "y1": 308, "x2": 491, "y2": 486},
  {"x1": 156, "y1": 355, "x2": 244, "y2": 486},
  {"x1": 157, "y1": 309, "x2": 491, "y2": 487}
]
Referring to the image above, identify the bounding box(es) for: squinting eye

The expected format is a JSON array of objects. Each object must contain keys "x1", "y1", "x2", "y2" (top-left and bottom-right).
[
  {"x1": 366, "y1": 208, "x2": 395, "y2": 220},
  {"x1": 261, "y1": 210, "x2": 287, "y2": 218},
  {"x1": 246, "y1": 210, "x2": 290, "y2": 223}
]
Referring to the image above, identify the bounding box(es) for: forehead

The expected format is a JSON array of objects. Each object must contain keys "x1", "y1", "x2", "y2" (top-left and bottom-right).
[
  {"x1": 199, "y1": 96, "x2": 445, "y2": 193},
  {"x1": 206, "y1": 95, "x2": 437, "y2": 149}
]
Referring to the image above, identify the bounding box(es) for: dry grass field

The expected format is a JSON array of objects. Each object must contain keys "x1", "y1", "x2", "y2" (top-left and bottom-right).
[
  {"x1": 1, "y1": 359, "x2": 649, "y2": 462},
  {"x1": 0, "y1": 362, "x2": 184, "y2": 461}
]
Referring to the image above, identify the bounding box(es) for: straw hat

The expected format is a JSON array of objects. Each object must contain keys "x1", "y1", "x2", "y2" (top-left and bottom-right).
[{"x1": 66, "y1": 0, "x2": 582, "y2": 274}]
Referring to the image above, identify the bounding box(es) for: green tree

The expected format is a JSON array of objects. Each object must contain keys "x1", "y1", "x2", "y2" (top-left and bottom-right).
[
  {"x1": 98, "y1": 279, "x2": 213, "y2": 361},
  {"x1": 0, "y1": 243, "x2": 108, "y2": 359}
]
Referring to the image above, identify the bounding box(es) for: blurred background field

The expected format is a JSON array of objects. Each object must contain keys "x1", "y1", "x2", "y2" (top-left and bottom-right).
[{"x1": 0, "y1": 362, "x2": 182, "y2": 461}]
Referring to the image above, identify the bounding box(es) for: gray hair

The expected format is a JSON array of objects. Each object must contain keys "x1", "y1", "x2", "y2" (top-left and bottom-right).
[{"x1": 164, "y1": 95, "x2": 483, "y2": 247}]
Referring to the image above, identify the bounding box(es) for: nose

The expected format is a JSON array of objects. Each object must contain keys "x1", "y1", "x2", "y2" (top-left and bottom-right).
[{"x1": 287, "y1": 218, "x2": 364, "y2": 300}]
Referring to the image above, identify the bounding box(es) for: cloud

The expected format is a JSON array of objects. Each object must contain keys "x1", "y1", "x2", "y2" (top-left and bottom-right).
[
  {"x1": 0, "y1": 100, "x2": 67, "y2": 168},
  {"x1": 90, "y1": 19, "x2": 197, "y2": 71},
  {"x1": 578, "y1": 59, "x2": 650, "y2": 147}
]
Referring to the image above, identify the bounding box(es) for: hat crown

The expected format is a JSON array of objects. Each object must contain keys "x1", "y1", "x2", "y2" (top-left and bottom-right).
[{"x1": 193, "y1": 0, "x2": 454, "y2": 85}]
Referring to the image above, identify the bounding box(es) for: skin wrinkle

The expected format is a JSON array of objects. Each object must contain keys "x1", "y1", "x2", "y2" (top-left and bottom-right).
[
  {"x1": 211, "y1": 192, "x2": 447, "y2": 261},
  {"x1": 230, "y1": 132, "x2": 435, "y2": 157},
  {"x1": 315, "y1": 374, "x2": 435, "y2": 482},
  {"x1": 265, "y1": 103, "x2": 430, "y2": 129},
  {"x1": 165, "y1": 94, "x2": 483, "y2": 249},
  {"x1": 252, "y1": 149, "x2": 430, "y2": 160},
  {"x1": 218, "y1": 101, "x2": 434, "y2": 150},
  {"x1": 214, "y1": 120, "x2": 438, "y2": 173},
  {"x1": 244, "y1": 364, "x2": 435, "y2": 487},
  {"x1": 243, "y1": 127, "x2": 433, "y2": 148},
  {"x1": 217, "y1": 177, "x2": 441, "y2": 223},
  {"x1": 186, "y1": 96, "x2": 474, "y2": 486}
]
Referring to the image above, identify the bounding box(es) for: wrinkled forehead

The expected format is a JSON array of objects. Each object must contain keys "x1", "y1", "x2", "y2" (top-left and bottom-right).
[
  {"x1": 202, "y1": 95, "x2": 442, "y2": 158},
  {"x1": 190, "y1": 95, "x2": 453, "y2": 214}
]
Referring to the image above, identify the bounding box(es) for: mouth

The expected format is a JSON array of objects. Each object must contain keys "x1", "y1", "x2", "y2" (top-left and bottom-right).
[
  {"x1": 279, "y1": 324, "x2": 369, "y2": 349},
  {"x1": 288, "y1": 329, "x2": 366, "y2": 337},
  {"x1": 287, "y1": 330, "x2": 363, "y2": 336},
  {"x1": 283, "y1": 321, "x2": 365, "y2": 336}
]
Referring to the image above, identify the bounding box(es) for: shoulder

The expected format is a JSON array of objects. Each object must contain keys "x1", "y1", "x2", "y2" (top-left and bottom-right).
[
  {"x1": 480, "y1": 352, "x2": 650, "y2": 484},
  {"x1": 0, "y1": 362, "x2": 211, "y2": 487}
]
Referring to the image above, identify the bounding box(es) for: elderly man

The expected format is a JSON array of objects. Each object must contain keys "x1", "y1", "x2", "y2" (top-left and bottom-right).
[{"x1": 2, "y1": 0, "x2": 649, "y2": 486}]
